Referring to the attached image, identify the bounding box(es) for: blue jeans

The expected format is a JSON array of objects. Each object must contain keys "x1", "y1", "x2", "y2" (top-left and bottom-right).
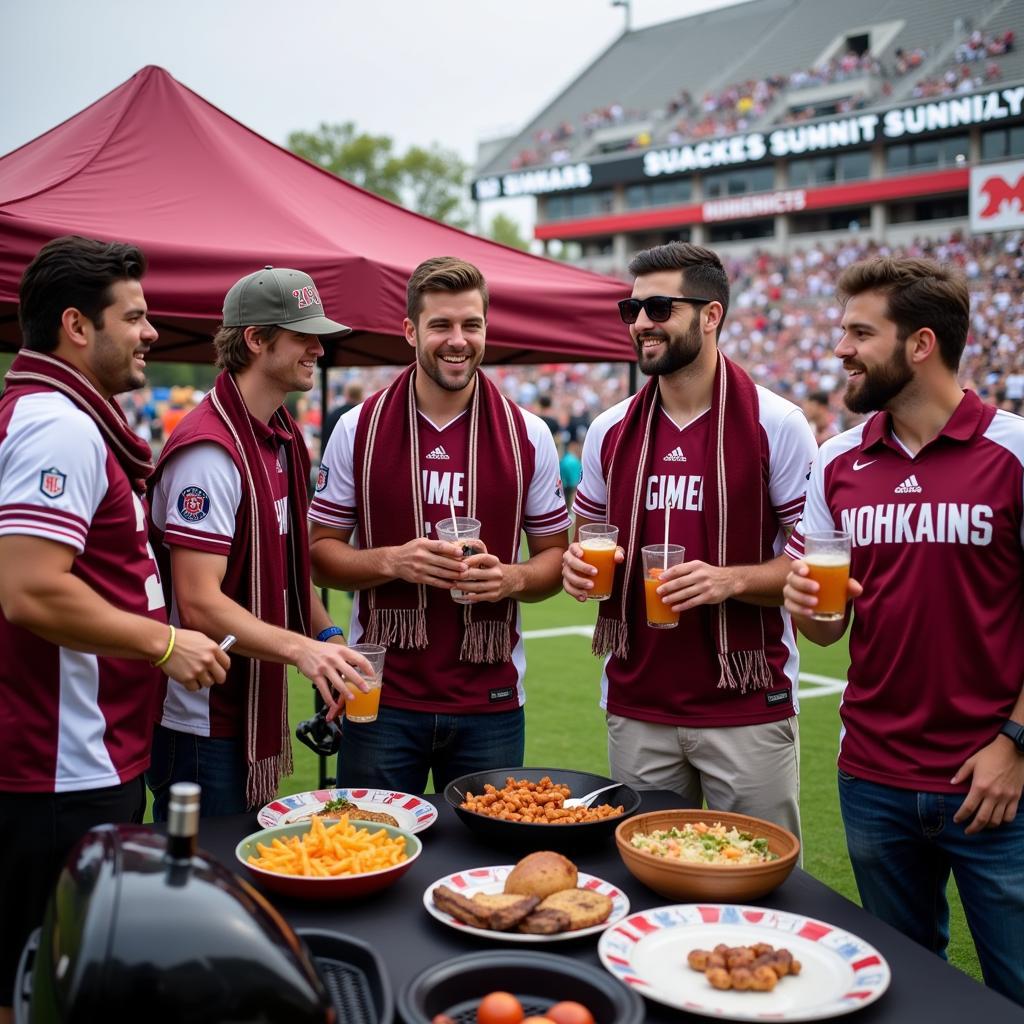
[
  {"x1": 336, "y1": 705, "x2": 525, "y2": 794},
  {"x1": 146, "y1": 724, "x2": 249, "y2": 821},
  {"x1": 838, "y1": 770, "x2": 1024, "y2": 1006}
]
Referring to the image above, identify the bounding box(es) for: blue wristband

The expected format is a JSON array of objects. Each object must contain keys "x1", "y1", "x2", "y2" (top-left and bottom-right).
[{"x1": 316, "y1": 626, "x2": 345, "y2": 643}]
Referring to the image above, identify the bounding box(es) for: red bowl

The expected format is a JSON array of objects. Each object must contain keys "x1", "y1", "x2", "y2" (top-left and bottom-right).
[{"x1": 235, "y1": 819, "x2": 422, "y2": 900}]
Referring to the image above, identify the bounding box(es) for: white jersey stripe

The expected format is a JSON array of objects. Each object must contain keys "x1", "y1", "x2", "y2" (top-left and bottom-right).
[{"x1": 54, "y1": 648, "x2": 119, "y2": 792}]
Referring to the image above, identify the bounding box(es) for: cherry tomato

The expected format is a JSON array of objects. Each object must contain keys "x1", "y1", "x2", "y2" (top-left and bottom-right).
[
  {"x1": 546, "y1": 1002, "x2": 596, "y2": 1024},
  {"x1": 477, "y1": 991, "x2": 525, "y2": 1024}
]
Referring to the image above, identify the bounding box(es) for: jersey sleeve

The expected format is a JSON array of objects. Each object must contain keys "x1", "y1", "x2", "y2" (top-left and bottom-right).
[
  {"x1": 153, "y1": 443, "x2": 241, "y2": 556},
  {"x1": 308, "y1": 404, "x2": 360, "y2": 531},
  {"x1": 0, "y1": 400, "x2": 107, "y2": 554},
  {"x1": 522, "y1": 412, "x2": 572, "y2": 536},
  {"x1": 572, "y1": 413, "x2": 613, "y2": 521},
  {"x1": 768, "y1": 405, "x2": 818, "y2": 527},
  {"x1": 784, "y1": 446, "x2": 836, "y2": 559}
]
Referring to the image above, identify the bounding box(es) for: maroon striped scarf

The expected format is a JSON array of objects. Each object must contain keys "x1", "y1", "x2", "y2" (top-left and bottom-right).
[
  {"x1": 353, "y1": 364, "x2": 528, "y2": 663},
  {"x1": 3, "y1": 350, "x2": 154, "y2": 493},
  {"x1": 155, "y1": 371, "x2": 311, "y2": 807},
  {"x1": 594, "y1": 353, "x2": 773, "y2": 691}
]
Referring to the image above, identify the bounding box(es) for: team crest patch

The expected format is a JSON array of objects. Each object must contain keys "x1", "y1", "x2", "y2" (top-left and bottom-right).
[
  {"x1": 177, "y1": 486, "x2": 210, "y2": 523},
  {"x1": 39, "y1": 467, "x2": 66, "y2": 499},
  {"x1": 316, "y1": 465, "x2": 329, "y2": 492}
]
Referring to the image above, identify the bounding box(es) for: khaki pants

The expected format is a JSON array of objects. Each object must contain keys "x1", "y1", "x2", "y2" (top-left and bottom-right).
[{"x1": 607, "y1": 713, "x2": 801, "y2": 845}]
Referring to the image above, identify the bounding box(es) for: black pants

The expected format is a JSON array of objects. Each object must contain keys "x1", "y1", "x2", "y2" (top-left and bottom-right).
[{"x1": 0, "y1": 776, "x2": 146, "y2": 1006}]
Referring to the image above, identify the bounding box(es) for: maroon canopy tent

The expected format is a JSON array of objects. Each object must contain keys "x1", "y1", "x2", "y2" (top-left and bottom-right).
[{"x1": 0, "y1": 66, "x2": 634, "y2": 366}]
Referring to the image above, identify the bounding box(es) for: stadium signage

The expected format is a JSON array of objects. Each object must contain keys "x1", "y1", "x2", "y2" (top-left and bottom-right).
[
  {"x1": 474, "y1": 87, "x2": 1024, "y2": 198},
  {"x1": 969, "y1": 158, "x2": 1024, "y2": 233},
  {"x1": 702, "y1": 189, "x2": 807, "y2": 222}
]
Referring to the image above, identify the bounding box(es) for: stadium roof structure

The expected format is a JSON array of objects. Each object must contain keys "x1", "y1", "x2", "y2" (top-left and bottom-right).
[{"x1": 0, "y1": 66, "x2": 634, "y2": 366}]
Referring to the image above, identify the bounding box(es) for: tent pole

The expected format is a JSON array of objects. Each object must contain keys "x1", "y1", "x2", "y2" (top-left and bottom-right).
[{"x1": 316, "y1": 350, "x2": 333, "y2": 788}]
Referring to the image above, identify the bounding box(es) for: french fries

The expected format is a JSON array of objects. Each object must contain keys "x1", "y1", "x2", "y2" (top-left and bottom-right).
[{"x1": 247, "y1": 814, "x2": 408, "y2": 877}]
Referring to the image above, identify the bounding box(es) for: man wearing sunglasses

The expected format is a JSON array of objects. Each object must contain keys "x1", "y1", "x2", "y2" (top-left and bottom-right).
[{"x1": 562, "y1": 241, "x2": 816, "y2": 839}]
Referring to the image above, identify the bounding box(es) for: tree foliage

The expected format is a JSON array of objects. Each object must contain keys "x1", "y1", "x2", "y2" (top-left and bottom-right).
[
  {"x1": 288, "y1": 121, "x2": 470, "y2": 228},
  {"x1": 488, "y1": 213, "x2": 531, "y2": 251}
]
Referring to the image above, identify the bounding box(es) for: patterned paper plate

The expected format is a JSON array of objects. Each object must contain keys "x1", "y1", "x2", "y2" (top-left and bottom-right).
[
  {"x1": 258, "y1": 788, "x2": 438, "y2": 834},
  {"x1": 424, "y1": 864, "x2": 630, "y2": 943},
  {"x1": 598, "y1": 903, "x2": 891, "y2": 1021}
]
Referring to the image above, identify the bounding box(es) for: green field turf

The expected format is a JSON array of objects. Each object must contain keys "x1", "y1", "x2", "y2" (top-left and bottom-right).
[{"x1": 281, "y1": 588, "x2": 982, "y2": 983}]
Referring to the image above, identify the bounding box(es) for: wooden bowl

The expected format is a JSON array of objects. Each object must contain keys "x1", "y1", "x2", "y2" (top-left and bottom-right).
[{"x1": 615, "y1": 809, "x2": 799, "y2": 902}]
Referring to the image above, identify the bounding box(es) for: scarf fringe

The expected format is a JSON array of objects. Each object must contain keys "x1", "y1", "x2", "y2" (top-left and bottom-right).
[
  {"x1": 367, "y1": 607, "x2": 428, "y2": 649},
  {"x1": 717, "y1": 649, "x2": 773, "y2": 692},
  {"x1": 592, "y1": 616, "x2": 630, "y2": 660},
  {"x1": 245, "y1": 751, "x2": 291, "y2": 810},
  {"x1": 460, "y1": 618, "x2": 513, "y2": 664}
]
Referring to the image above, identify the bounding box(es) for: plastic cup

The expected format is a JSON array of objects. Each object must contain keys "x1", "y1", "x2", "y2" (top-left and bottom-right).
[
  {"x1": 435, "y1": 517, "x2": 482, "y2": 604},
  {"x1": 641, "y1": 544, "x2": 685, "y2": 628},
  {"x1": 803, "y1": 530, "x2": 851, "y2": 621},
  {"x1": 344, "y1": 643, "x2": 386, "y2": 723},
  {"x1": 578, "y1": 523, "x2": 619, "y2": 601}
]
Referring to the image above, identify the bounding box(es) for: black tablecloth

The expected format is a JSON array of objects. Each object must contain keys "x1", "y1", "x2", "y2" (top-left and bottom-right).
[{"x1": 190, "y1": 791, "x2": 1023, "y2": 1023}]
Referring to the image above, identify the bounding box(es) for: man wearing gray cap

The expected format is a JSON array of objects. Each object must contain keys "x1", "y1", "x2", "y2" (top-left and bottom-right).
[{"x1": 146, "y1": 267, "x2": 373, "y2": 818}]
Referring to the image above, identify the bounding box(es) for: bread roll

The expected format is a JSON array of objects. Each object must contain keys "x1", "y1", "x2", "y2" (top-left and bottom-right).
[{"x1": 503, "y1": 851, "x2": 578, "y2": 899}]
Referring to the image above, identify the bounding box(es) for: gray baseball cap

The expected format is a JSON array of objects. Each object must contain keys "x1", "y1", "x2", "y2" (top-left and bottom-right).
[{"x1": 222, "y1": 266, "x2": 351, "y2": 336}]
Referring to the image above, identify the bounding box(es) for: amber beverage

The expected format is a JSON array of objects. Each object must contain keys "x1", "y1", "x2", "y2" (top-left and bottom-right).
[
  {"x1": 579, "y1": 524, "x2": 619, "y2": 601},
  {"x1": 344, "y1": 643, "x2": 386, "y2": 723},
  {"x1": 641, "y1": 543, "x2": 685, "y2": 628},
  {"x1": 803, "y1": 530, "x2": 851, "y2": 622}
]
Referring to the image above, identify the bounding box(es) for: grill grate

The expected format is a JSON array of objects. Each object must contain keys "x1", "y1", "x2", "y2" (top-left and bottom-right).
[{"x1": 316, "y1": 956, "x2": 380, "y2": 1024}]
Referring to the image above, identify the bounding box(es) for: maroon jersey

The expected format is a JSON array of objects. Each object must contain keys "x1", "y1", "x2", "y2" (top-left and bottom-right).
[
  {"x1": 310, "y1": 404, "x2": 570, "y2": 713},
  {"x1": 575, "y1": 388, "x2": 816, "y2": 727},
  {"x1": 0, "y1": 391, "x2": 166, "y2": 792},
  {"x1": 787, "y1": 392, "x2": 1024, "y2": 791}
]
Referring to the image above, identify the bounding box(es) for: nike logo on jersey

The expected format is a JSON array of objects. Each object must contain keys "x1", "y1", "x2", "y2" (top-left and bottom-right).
[
  {"x1": 852, "y1": 458, "x2": 877, "y2": 471},
  {"x1": 425, "y1": 445, "x2": 450, "y2": 460},
  {"x1": 663, "y1": 446, "x2": 687, "y2": 462}
]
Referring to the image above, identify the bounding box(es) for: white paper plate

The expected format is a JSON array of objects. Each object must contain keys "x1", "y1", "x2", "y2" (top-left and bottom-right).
[
  {"x1": 598, "y1": 903, "x2": 890, "y2": 1021},
  {"x1": 258, "y1": 788, "x2": 437, "y2": 834},
  {"x1": 424, "y1": 864, "x2": 629, "y2": 943}
]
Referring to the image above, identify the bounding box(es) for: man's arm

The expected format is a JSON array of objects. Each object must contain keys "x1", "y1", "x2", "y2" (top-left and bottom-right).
[
  {"x1": 168, "y1": 546, "x2": 371, "y2": 712},
  {"x1": 309, "y1": 523, "x2": 469, "y2": 591},
  {"x1": 0, "y1": 536, "x2": 228, "y2": 688},
  {"x1": 456, "y1": 529, "x2": 569, "y2": 604},
  {"x1": 952, "y1": 685, "x2": 1024, "y2": 834},
  {"x1": 657, "y1": 549, "x2": 796, "y2": 613},
  {"x1": 561, "y1": 514, "x2": 625, "y2": 601}
]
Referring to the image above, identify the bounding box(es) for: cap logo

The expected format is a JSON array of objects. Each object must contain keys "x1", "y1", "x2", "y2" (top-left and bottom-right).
[{"x1": 293, "y1": 284, "x2": 323, "y2": 311}]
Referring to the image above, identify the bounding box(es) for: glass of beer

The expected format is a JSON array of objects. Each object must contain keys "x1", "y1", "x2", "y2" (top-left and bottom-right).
[
  {"x1": 803, "y1": 530, "x2": 851, "y2": 621},
  {"x1": 578, "y1": 524, "x2": 619, "y2": 600},
  {"x1": 344, "y1": 643, "x2": 386, "y2": 723},
  {"x1": 641, "y1": 543, "x2": 685, "y2": 628},
  {"x1": 436, "y1": 517, "x2": 482, "y2": 604}
]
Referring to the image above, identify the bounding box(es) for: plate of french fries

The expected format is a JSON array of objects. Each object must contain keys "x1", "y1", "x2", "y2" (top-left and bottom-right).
[{"x1": 235, "y1": 813, "x2": 422, "y2": 899}]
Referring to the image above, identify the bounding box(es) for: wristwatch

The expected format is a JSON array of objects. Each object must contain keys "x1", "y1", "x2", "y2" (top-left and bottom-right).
[{"x1": 999, "y1": 720, "x2": 1024, "y2": 754}]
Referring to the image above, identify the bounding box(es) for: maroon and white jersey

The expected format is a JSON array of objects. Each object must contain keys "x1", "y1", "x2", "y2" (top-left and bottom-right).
[
  {"x1": 574, "y1": 386, "x2": 816, "y2": 727},
  {"x1": 0, "y1": 391, "x2": 166, "y2": 793},
  {"x1": 309, "y1": 403, "x2": 570, "y2": 713},
  {"x1": 151, "y1": 427, "x2": 291, "y2": 737},
  {"x1": 786, "y1": 392, "x2": 1024, "y2": 792}
]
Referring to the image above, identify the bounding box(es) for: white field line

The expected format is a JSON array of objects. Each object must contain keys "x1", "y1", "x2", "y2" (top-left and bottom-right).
[{"x1": 523, "y1": 625, "x2": 847, "y2": 697}]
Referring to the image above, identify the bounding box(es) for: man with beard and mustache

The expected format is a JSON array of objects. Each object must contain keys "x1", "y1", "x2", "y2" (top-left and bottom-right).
[
  {"x1": 309, "y1": 257, "x2": 570, "y2": 791},
  {"x1": 784, "y1": 257, "x2": 1024, "y2": 1005},
  {"x1": 0, "y1": 236, "x2": 229, "y2": 1021},
  {"x1": 562, "y1": 242, "x2": 816, "y2": 839},
  {"x1": 147, "y1": 267, "x2": 374, "y2": 819}
]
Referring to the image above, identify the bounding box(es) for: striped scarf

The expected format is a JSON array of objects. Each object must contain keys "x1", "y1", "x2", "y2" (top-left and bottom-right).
[
  {"x1": 3, "y1": 350, "x2": 154, "y2": 493},
  {"x1": 353, "y1": 364, "x2": 528, "y2": 663},
  {"x1": 594, "y1": 353, "x2": 773, "y2": 692}
]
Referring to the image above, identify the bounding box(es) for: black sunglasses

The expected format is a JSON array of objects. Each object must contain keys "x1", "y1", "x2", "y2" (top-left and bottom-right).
[{"x1": 618, "y1": 295, "x2": 713, "y2": 324}]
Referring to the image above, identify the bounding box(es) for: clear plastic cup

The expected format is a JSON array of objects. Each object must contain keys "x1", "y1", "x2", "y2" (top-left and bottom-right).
[
  {"x1": 803, "y1": 530, "x2": 851, "y2": 621},
  {"x1": 578, "y1": 523, "x2": 619, "y2": 601},
  {"x1": 641, "y1": 543, "x2": 685, "y2": 628},
  {"x1": 436, "y1": 517, "x2": 482, "y2": 604},
  {"x1": 344, "y1": 643, "x2": 386, "y2": 723}
]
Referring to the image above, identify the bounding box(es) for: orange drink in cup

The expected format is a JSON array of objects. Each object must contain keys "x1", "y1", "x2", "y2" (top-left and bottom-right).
[
  {"x1": 344, "y1": 643, "x2": 386, "y2": 723},
  {"x1": 578, "y1": 524, "x2": 619, "y2": 600},
  {"x1": 641, "y1": 544, "x2": 685, "y2": 628},
  {"x1": 803, "y1": 530, "x2": 851, "y2": 621}
]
